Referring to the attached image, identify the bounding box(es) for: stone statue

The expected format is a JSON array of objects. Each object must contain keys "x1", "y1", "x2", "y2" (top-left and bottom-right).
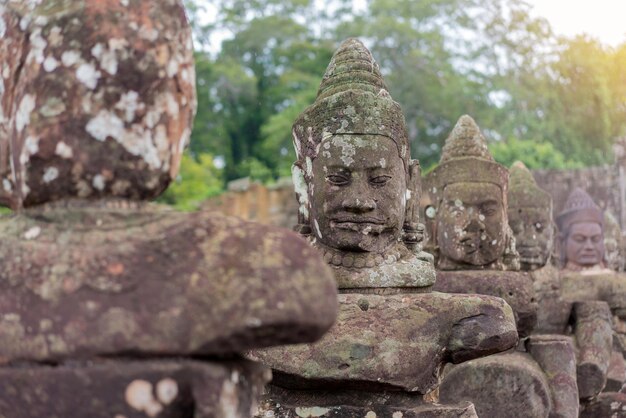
[
  {"x1": 507, "y1": 161, "x2": 570, "y2": 333},
  {"x1": 423, "y1": 115, "x2": 518, "y2": 271},
  {"x1": 557, "y1": 188, "x2": 607, "y2": 272},
  {"x1": 250, "y1": 38, "x2": 518, "y2": 418},
  {"x1": 508, "y1": 161, "x2": 555, "y2": 272},
  {"x1": 507, "y1": 162, "x2": 621, "y2": 406},
  {"x1": 555, "y1": 188, "x2": 626, "y2": 414},
  {"x1": 0, "y1": 2, "x2": 338, "y2": 417},
  {"x1": 426, "y1": 120, "x2": 579, "y2": 418}
]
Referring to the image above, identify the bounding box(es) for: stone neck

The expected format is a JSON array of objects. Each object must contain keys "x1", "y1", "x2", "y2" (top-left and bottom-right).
[
  {"x1": 437, "y1": 254, "x2": 502, "y2": 271},
  {"x1": 310, "y1": 240, "x2": 437, "y2": 291},
  {"x1": 311, "y1": 241, "x2": 404, "y2": 269},
  {"x1": 563, "y1": 261, "x2": 611, "y2": 274}
]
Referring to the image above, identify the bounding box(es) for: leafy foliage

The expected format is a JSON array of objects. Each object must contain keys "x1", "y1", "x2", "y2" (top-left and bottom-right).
[
  {"x1": 157, "y1": 151, "x2": 223, "y2": 211},
  {"x1": 489, "y1": 136, "x2": 584, "y2": 170},
  {"x1": 177, "y1": 0, "x2": 625, "y2": 200}
]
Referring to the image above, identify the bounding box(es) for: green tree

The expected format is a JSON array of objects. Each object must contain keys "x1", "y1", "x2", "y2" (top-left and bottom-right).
[
  {"x1": 158, "y1": 151, "x2": 223, "y2": 211},
  {"x1": 489, "y1": 136, "x2": 584, "y2": 170},
  {"x1": 187, "y1": 0, "x2": 334, "y2": 182}
]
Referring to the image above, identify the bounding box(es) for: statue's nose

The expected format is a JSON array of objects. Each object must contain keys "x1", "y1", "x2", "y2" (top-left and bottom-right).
[
  {"x1": 465, "y1": 216, "x2": 486, "y2": 233},
  {"x1": 341, "y1": 197, "x2": 377, "y2": 213}
]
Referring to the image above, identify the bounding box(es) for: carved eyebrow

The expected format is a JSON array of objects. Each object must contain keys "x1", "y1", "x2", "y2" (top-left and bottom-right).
[{"x1": 481, "y1": 200, "x2": 499, "y2": 206}]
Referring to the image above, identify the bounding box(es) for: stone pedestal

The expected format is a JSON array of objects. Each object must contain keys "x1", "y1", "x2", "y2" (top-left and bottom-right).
[
  {"x1": 0, "y1": 206, "x2": 337, "y2": 363},
  {"x1": 256, "y1": 386, "x2": 478, "y2": 418},
  {"x1": 0, "y1": 359, "x2": 269, "y2": 418},
  {"x1": 440, "y1": 335, "x2": 578, "y2": 418}
]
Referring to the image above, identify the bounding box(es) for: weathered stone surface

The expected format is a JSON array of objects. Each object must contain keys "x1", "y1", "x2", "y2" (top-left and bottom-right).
[
  {"x1": 0, "y1": 0, "x2": 196, "y2": 209},
  {"x1": 0, "y1": 204, "x2": 338, "y2": 363},
  {"x1": 508, "y1": 161, "x2": 554, "y2": 272},
  {"x1": 530, "y1": 264, "x2": 572, "y2": 334},
  {"x1": 290, "y1": 38, "x2": 434, "y2": 292},
  {"x1": 579, "y1": 392, "x2": 626, "y2": 418},
  {"x1": 258, "y1": 385, "x2": 479, "y2": 417},
  {"x1": 556, "y1": 188, "x2": 606, "y2": 271},
  {"x1": 604, "y1": 211, "x2": 624, "y2": 271},
  {"x1": 440, "y1": 351, "x2": 552, "y2": 418},
  {"x1": 256, "y1": 386, "x2": 479, "y2": 418},
  {"x1": 560, "y1": 271, "x2": 626, "y2": 318},
  {"x1": 422, "y1": 115, "x2": 518, "y2": 271},
  {"x1": 606, "y1": 349, "x2": 626, "y2": 392},
  {"x1": 0, "y1": 358, "x2": 269, "y2": 418},
  {"x1": 433, "y1": 270, "x2": 537, "y2": 337},
  {"x1": 250, "y1": 292, "x2": 517, "y2": 393},
  {"x1": 527, "y1": 335, "x2": 579, "y2": 418},
  {"x1": 440, "y1": 337, "x2": 579, "y2": 417},
  {"x1": 258, "y1": 38, "x2": 517, "y2": 414},
  {"x1": 574, "y1": 301, "x2": 613, "y2": 399}
]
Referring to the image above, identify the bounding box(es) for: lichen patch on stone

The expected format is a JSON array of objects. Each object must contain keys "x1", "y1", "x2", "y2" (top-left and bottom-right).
[
  {"x1": 16, "y1": 94, "x2": 36, "y2": 132},
  {"x1": 76, "y1": 62, "x2": 101, "y2": 89}
]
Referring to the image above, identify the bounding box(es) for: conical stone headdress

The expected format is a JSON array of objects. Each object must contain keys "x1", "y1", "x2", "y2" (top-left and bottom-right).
[
  {"x1": 556, "y1": 188, "x2": 604, "y2": 232},
  {"x1": 508, "y1": 161, "x2": 552, "y2": 211},
  {"x1": 292, "y1": 38, "x2": 409, "y2": 174},
  {"x1": 426, "y1": 115, "x2": 508, "y2": 201}
]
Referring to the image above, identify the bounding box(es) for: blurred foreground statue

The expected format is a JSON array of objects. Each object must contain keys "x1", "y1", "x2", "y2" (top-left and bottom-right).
[
  {"x1": 425, "y1": 119, "x2": 579, "y2": 418},
  {"x1": 250, "y1": 38, "x2": 517, "y2": 418},
  {"x1": 0, "y1": 1, "x2": 338, "y2": 416}
]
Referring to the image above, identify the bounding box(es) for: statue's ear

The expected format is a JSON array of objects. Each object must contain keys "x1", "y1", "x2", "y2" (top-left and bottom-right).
[
  {"x1": 291, "y1": 162, "x2": 312, "y2": 236},
  {"x1": 502, "y1": 224, "x2": 521, "y2": 271},
  {"x1": 403, "y1": 159, "x2": 424, "y2": 251}
]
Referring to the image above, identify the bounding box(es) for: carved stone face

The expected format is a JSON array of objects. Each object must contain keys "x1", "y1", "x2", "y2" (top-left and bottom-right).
[
  {"x1": 437, "y1": 182, "x2": 506, "y2": 266},
  {"x1": 564, "y1": 222, "x2": 605, "y2": 268},
  {"x1": 508, "y1": 207, "x2": 553, "y2": 270},
  {"x1": 309, "y1": 135, "x2": 406, "y2": 253}
]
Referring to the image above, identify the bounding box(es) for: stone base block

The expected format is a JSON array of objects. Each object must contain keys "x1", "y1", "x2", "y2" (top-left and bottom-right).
[
  {"x1": 439, "y1": 352, "x2": 552, "y2": 418},
  {"x1": 580, "y1": 392, "x2": 626, "y2": 418},
  {"x1": 254, "y1": 385, "x2": 478, "y2": 418},
  {"x1": 0, "y1": 358, "x2": 270, "y2": 418}
]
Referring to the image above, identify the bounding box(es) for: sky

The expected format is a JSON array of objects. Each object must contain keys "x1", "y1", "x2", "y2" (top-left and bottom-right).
[
  {"x1": 200, "y1": 0, "x2": 626, "y2": 53},
  {"x1": 527, "y1": 0, "x2": 626, "y2": 47}
]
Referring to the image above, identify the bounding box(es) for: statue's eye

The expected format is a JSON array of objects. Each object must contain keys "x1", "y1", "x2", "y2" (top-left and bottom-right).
[
  {"x1": 370, "y1": 175, "x2": 391, "y2": 185},
  {"x1": 534, "y1": 222, "x2": 544, "y2": 232},
  {"x1": 327, "y1": 174, "x2": 349, "y2": 185},
  {"x1": 482, "y1": 207, "x2": 497, "y2": 216}
]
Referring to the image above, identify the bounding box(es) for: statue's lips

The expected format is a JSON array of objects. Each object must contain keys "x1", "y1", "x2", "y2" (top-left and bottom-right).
[
  {"x1": 330, "y1": 218, "x2": 386, "y2": 233},
  {"x1": 518, "y1": 246, "x2": 541, "y2": 257},
  {"x1": 458, "y1": 236, "x2": 480, "y2": 254}
]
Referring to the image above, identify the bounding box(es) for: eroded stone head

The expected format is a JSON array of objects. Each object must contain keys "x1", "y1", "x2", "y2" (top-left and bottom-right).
[
  {"x1": 291, "y1": 39, "x2": 434, "y2": 289},
  {"x1": 424, "y1": 115, "x2": 517, "y2": 270},
  {"x1": 507, "y1": 161, "x2": 554, "y2": 271},
  {"x1": 556, "y1": 188, "x2": 605, "y2": 271},
  {"x1": 0, "y1": 0, "x2": 196, "y2": 210}
]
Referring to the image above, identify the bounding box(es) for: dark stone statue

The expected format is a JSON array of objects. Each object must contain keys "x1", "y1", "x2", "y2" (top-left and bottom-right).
[
  {"x1": 0, "y1": 2, "x2": 338, "y2": 416},
  {"x1": 250, "y1": 38, "x2": 518, "y2": 418}
]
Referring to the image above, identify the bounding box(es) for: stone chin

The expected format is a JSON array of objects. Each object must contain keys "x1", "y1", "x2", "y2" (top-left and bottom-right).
[{"x1": 324, "y1": 224, "x2": 399, "y2": 253}]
